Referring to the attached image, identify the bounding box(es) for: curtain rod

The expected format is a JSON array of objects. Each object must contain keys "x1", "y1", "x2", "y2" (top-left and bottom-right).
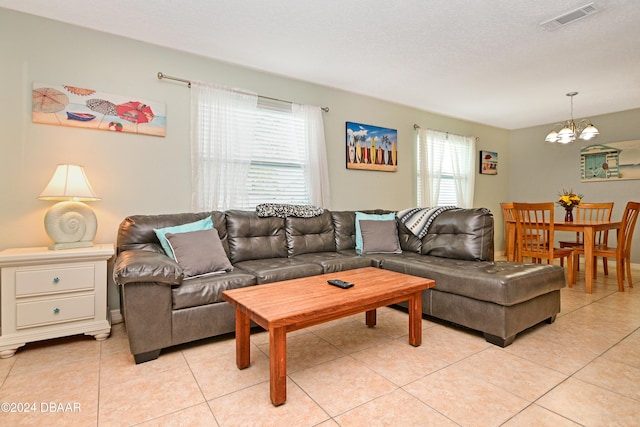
[
  {"x1": 413, "y1": 123, "x2": 478, "y2": 141},
  {"x1": 157, "y1": 72, "x2": 329, "y2": 112}
]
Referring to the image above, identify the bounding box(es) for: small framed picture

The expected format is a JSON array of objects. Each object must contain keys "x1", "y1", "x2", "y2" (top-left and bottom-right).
[
  {"x1": 480, "y1": 150, "x2": 498, "y2": 175},
  {"x1": 346, "y1": 122, "x2": 398, "y2": 172}
]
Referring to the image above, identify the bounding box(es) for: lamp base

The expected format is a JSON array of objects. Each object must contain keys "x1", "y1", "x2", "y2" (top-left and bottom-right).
[
  {"x1": 44, "y1": 201, "x2": 98, "y2": 251},
  {"x1": 48, "y1": 241, "x2": 94, "y2": 250}
]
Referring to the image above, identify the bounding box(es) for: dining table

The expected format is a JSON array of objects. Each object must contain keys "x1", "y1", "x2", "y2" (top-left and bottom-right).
[{"x1": 505, "y1": 219, "x2": 622, "y2": 293}]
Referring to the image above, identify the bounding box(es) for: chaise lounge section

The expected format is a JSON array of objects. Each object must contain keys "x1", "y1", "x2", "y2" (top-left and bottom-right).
[{"x1": 114, "y1": 207, "x2": 566, "y2": 363}]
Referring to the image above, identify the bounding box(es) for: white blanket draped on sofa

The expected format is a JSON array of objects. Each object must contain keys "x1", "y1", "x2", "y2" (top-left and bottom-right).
[{"x1": 396, "y1": 206, "x2": 458, "y2": 239}]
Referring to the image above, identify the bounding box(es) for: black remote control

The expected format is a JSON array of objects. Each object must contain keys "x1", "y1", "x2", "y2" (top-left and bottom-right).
[{"x1": 327, "y1": 279, "x2": 354, "y2": 289}]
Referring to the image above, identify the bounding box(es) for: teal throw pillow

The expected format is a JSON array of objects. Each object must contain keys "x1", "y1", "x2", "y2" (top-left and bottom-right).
[
  {"x1": 153, "y1": 216, "x2": 213, "y2": 259},
  {"x1": 355, "y1": 212, "x2": 396, "y2": 254}
]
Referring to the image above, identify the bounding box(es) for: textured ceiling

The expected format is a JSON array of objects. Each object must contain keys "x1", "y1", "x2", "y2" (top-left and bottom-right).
[{"x1": 2, "y1": 0, "x2": 639, "y2": 129}]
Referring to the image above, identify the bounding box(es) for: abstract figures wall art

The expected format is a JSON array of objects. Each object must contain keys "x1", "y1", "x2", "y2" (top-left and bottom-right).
[
  {"x1": 32, "y1": 82, "x2": 166, "y2": 137},
  {"x1": 346, "y1": 122, "x2": 397, "y2": 172}
]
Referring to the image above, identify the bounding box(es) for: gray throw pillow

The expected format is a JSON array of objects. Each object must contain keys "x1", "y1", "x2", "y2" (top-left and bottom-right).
[
  {"x1": 359, "y1": 219, "x2": 402, "y2": 254},
  {"x1": 165, "y1": 229, "x2": 233, "y2": 278}
]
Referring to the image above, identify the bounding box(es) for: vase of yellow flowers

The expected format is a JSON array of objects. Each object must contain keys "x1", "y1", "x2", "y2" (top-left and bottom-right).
[{"x1": 557, "y1": 189, "x2": 583, "y2": 222}]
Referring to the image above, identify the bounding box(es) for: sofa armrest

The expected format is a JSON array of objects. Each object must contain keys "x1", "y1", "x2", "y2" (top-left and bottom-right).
[
  {"x1": 113, "y1": 250, "x2": 183, "y2": 286},
  {"x1": 120, "y1": 281, "x2": 173, "y2": 362}
]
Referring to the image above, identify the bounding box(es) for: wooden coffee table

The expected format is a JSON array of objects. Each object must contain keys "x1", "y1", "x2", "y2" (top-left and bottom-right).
[{"x1": 222, "y1": 266, "x2": 435, "y2": 405}]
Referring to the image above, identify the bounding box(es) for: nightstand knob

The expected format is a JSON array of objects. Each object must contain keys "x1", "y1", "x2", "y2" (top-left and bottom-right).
[
  {"x1": 53, "y1": 308, "x2": 60, "y2": 314},
  {"x1": 53, "y1": 277, "x2": 60, "y2": 283}
]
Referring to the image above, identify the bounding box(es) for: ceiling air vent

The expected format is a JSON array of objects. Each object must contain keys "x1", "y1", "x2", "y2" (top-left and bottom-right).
[{"x1": 540, "y1": 2, "x2": 600, "y2": 31}]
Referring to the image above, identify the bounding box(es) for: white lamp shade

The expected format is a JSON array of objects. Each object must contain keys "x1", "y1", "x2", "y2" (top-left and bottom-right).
[
  {"x1": 545, "y1": 130, "x2": 559, "y2": 142},
  {"x1": 39, "y1": 164, "x2": 100, "y2": 201},
  {"x1": 556, "y1": 124, "x2": 576, "y2": 143},
  {"x1": 579, "y1": 124, "x2": 599, "y2": 140}
]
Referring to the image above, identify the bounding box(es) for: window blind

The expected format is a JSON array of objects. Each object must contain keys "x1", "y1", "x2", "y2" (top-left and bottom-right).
[{"x1": 242, "y1": 102, "x2": 310, "y2": 209}]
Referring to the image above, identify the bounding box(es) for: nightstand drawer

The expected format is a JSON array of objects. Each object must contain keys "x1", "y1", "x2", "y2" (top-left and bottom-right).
[
  {"x1": 16, "y1": 294, "x2": 95, "y2": 328},
  {"x1": 16, "y1": 264, "x2": 95, "y2": 296}
]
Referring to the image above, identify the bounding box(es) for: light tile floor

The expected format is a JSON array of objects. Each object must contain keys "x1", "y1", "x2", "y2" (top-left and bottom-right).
[{"x1": 1, "y1": 263, "x2": 639, "y2": 426}]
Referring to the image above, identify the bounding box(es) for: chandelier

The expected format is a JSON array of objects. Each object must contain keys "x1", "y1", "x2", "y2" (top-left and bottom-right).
[{"x1": 545, "y1": 92, "x2": 599, "y2": 144}]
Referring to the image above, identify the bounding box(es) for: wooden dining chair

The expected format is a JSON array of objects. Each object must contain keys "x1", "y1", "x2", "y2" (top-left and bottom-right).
[
  {"x1": 559, "y1": 202, "x2": 613, "y2": 275},
  {"x1": 572, "y1": 201, "x2": 640, "y2": 291},
  {"x1": 513, "y1": 202, "x2": 575, "y2": 285},
  {"x1": 500, "y1": 202, "x2": 516, "y2": 261}
]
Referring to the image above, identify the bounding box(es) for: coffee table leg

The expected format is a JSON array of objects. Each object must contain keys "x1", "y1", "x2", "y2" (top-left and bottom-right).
[
  {"x1": 270, "y1": 326, "x2": 287, "y2": 406},
  {"x1": 235, "y1": 309, "x2": 251, "y2": 369},
  {"x1": 408, "y1": 291, "x2": 422, "y2": 346},
  {"x1": 366, "y1": 309, "x2": 377, "y2": 327}
]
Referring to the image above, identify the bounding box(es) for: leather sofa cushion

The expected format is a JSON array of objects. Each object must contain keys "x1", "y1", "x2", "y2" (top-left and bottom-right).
[
  {"x1": 294, "y1": 252, "x2": 374, "y2": 273},
  {"x1": 285, "y1": 211, "x2": 336, "y2": 256},
  {"x1": 396, "y1": 220, "x2": 422, "y2": 253},
  {"x1": 233, "y1": 258, "x2": 324, "y2": 284},
  {"x1": 331, "y1": 211, "x2": 357, "y2": 251},
  {"x1": 421, "y1": 208, "x2": 494, "y2": 261},
  {"x1": 116, "y1": 211, "x2": 228, "y2": 255},
  {"x1": 172, "y1": 270, "x2": 257, "y2": 310},
  {"x1": 225, "y1": 210, "x2": 287, "y2": 263},
  {"x1": 381, "y1": 253, "x2": 565, "y2": 306}
]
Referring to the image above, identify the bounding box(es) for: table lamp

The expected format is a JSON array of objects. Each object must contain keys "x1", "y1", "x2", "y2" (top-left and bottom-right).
[{"x1": 38, "y1": 164, "x2": 100, "y2": 250}]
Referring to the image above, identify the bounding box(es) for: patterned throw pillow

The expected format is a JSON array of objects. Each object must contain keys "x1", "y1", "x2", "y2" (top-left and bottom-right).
[{"x1": 256, "y1": 203, "x2": 325, "y2": 218}]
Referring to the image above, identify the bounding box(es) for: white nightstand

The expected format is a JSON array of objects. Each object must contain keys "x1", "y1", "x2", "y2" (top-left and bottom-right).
[{"x1": 0, "y1": 244, "x2": 114, "y2": 358}]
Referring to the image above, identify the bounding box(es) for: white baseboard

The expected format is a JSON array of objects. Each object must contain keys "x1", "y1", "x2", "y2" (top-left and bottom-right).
[{"x1": 110, "y1": 309, "x2": 123, "y2": 324}]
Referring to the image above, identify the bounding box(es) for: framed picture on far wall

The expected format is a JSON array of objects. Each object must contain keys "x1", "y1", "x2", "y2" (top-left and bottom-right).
[
  {"x1": 580, "y1": 140, "x2": 640, "y2": 182},
  {"x1": 346, "y1": 121, "x2": 398, "y2": 172},
  {"x1": 480, "y1": 150, "x2": 498, "y2": 175}
]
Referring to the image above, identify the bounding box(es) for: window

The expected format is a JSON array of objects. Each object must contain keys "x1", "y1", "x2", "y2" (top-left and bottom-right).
[
  {"x1": 190, "y1": 81, "x2": 330, "y2": 211},
  {"x1": 245, "y1": 100, "x2": 309, "y2": 209},
  {"x1": 416, "y1": 128, "x2": 476, "y2": 208}
]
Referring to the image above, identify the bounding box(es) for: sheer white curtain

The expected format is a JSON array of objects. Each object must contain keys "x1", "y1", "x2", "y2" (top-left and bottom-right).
[
  {"x1": 190, "y1": 81, "x2": 258, "y2": 211},
  {"x1": 293, "y1": 103, "x2": 331, "y2": 208},
  {"x1": 417, "y1": 127, "x2": 476, "y2": 208},
  {"x1": 191, "y1": 81, "x2": 331, "y2": 211}
]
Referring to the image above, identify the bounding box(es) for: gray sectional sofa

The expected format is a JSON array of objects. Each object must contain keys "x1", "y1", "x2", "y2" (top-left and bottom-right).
[{"x1": 113, "y1": 208, "x2": 566, "y2": 363}]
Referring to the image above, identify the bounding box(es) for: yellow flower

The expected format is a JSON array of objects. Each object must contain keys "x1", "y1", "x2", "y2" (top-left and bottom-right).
[{"x1": 556, "y1": 188, "x2": 583, "y2": 209}]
